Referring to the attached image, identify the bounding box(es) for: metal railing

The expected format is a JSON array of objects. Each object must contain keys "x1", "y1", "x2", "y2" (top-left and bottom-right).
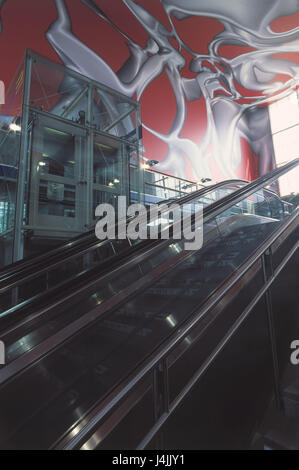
[
  {"x1": 0, "y1": 161, "x2": 297, "y2": 365},
  {"x1": 60, "y1": 206, "x2": 298, "y2": 451},
  {"x1": 48, "y1": 159, "x2": 299, "y2": 450},
  {"x1": 0, "y1": 159, "x2": 297, "y2": 449},
  {"x1": 0, "y1": 179, "x2": 246, "y2": 293}
]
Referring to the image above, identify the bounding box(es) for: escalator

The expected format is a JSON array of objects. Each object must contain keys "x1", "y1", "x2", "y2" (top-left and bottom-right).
[
  {"x1": 0, "y1": 179, "x2": 246, "y2": 313},
  {"x1": 0, "y1": 159, "x2": 298, "y2": 450}
]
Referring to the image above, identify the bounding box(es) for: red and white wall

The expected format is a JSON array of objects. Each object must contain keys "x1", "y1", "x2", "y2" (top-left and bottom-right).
[{"x1": 0, "y1": 0, "x2": 298, "y2": 183}]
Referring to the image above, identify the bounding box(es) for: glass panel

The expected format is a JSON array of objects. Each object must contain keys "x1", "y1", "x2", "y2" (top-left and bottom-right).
[
  {"x1": 93, "y1": 189, "x2": 117, "y2": 212},
  {"x1": 0, "y1": 125, "x2": 21, "y2": 267},
  {"x1": 30, "y1": 124, "x2": 77, "y2": 220},
  {"x1": 271, "y1": 219, "x2": 298, "y2": 273},
  {"x1": 157, "y1": 297, "x2": 273, "y2": 450},
  {"x1": 92, "y1": 87, "x2": 136, "y2": 140},
  {"x1": 38, "y1": 180, "x2": 76, "y2": 218},
  {"x1": 167, "y1": 259, "x2": 264, "y2": 403},
  {"x1": 142, "y1": 169, "x2": 199, "y2": 203},
  {"x1": 0, "y1": 51, "x2": 143, "y2": 274},
  {"x1": 93, "y1": 134, "x2": 122, "y2": 214},
  {"x1": 93, "y1": 379, "x2": 154, "y2": 450},
  {"x1": 38, "y1": 128, "x2": 76, "y2": 179},
  {"x1": 93, "y1": 139, "x2": 120, "y2": 187},
  {"x1": 0, "y1": 164, "x2": 298, "y2": 449},
  {"x1": 0, "y1": 161, "x2": 295, "y2": 314},
  {"x1": 30, "y1": 59, "x2": 89, "y2": 122},
  {"x1": 141, "y1": 169, "x2": 243, "y2": 206}
]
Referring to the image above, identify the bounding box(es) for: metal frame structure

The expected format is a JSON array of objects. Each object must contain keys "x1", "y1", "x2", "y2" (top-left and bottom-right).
[
  {"x1": 0, "y1": 50, "x2": 211, "y2": 268},
  {"x1": 10, "y1": 50, "x2": 141, "y2": 262}
]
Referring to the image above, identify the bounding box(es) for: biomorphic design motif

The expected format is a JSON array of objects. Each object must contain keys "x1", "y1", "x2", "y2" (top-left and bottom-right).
[{"x1": 2, "y1": 0, "x2": 299, "y2": 179}]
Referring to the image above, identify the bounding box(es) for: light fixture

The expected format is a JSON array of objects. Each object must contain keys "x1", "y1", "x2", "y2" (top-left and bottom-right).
[
  {"x1": 113, "y1": 178, "x2": 120, "y2": 184},
  {"x1": 108, "y1": 181, "x2": 114, "y2": 187},
  {"x1": 148, "y1": 160, "x2": 159, "y2": 166},
  {"x1": 141, "y1": 163, "x2": 150, "y2": 170},
  {"x1": 141, "y1": 159, "x2": 159, "y2": 170},
  {"x1": 9, "y1": 123, "x2": 21, "y2": 132},
  {"x1": 39, "y1": 161, "x2": 46, "y2": 167}
]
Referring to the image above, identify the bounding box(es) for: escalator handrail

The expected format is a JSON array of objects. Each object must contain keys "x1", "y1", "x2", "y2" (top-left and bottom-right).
[
  {"x1": 0, "y1": 179, "x2": 247, "y2": 290},
  {"x1": 200, "y1": 159, "x2": 298, "y2": 224},
  {"x1": 4, "y1": 154, "x2": 296, "y2": 288},
  {"x1": 0, "y1": 159, "x2": 298, "y2": 311},
  {"x1": 60, "y1": 205, "x2": 299, "y2": 451},
  {"x1": 0, "y1": 160, "x2": 297, "y2": 392}
]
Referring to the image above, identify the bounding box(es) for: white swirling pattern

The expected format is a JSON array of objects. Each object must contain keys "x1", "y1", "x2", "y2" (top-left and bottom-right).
[{"x1": 2, "y1": 0, "x2": 299, "y2": 179}]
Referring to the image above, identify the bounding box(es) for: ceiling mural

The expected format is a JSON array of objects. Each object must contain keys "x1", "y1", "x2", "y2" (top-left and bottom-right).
[{"x1": 0, "y1": 0, "x2": 299, "y2": 181}]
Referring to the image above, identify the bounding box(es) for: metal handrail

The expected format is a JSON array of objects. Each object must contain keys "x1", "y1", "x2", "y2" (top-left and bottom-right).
[
  {"x1": 199, "y1": 159, "x2": 298, "y2": 224},
  {"x1": 137, "y1": 241, "x2": 299, "y2": 450},
  {"x1": 142, "y1": 165, "x2": 204, "y2": 186},
  {"x1": 0, "y1": 161, "x2": 297, "y2": 355},
  {"x1": 0, "y1": 159, "x2": 297, "y2": 451},
  {"x1": 3, "y1": 157, "x2": 296, "y2": 288},
  {"x1": 0, "y1": 161, "x2": 295, "y2": 356},
  {"x1": 60, "y1": 206, "x2": 299, "y2": 450},
  {"x1": 0, "y1": 179, "x2": 247, "y2": 292},
  {"x1": 51, "y1": 158, "x2": 299, "y2": 449}
]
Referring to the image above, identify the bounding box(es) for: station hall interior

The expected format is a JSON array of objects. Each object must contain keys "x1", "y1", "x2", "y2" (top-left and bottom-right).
[{"x1": 0, "y1": 0, "x2": 298, "y2": 451}]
